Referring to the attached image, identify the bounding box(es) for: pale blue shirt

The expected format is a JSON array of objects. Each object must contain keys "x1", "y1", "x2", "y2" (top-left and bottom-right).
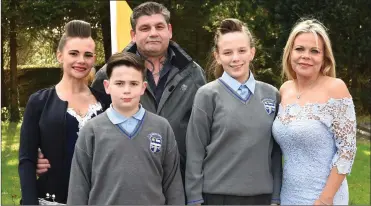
[
  {"x1": 220, "y1": 71, "x2": 256, "y2": 100},
  {"x1": 106, "y1": 104, "x2": 145, "y2": 136}
]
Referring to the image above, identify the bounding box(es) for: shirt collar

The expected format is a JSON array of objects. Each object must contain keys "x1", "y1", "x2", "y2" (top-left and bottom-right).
[
  {"x1": 220, "y1": 71, "x2": 256, "y2": 94},
  {"x1": 106, "y1": 104, "x2": 145, "y2": 125}
]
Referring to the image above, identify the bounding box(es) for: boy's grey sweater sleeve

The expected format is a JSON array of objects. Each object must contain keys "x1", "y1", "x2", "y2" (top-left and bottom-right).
[
  {"x1": 185, "y1": 90, "x2": 212, "y2": 205},
  {"x1": 67, "y1": 125, "x2": 94, "y2": 205},
  {"x1": 91, "y1": 65, "x2": 108, "y2": 94},
  {"x1": 163, "y1": 124, "x2": 185, "y2": 205},
  {"x1": 271, "y1": 138, "x2": 282, "y2": 204}
]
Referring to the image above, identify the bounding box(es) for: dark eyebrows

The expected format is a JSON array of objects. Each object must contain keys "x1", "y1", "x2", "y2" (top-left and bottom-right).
[
  {"x1": 113, "y1": 80, "x2": 140, "y2": 83},
  {"x1": 68, "y1": 50, "x2": 94, "y2": 55},
  {"x1": 114, "y1": 80, "x2": 125, "y2": 83},
  {"x1": 155, "y1": 22, "x2": 166, "y2": 26},
  {"x1": 138, "y1": 22, "x2": 166, "y2": 29}
]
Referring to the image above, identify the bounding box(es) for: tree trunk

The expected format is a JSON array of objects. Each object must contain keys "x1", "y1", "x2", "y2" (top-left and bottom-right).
[
  {"x1": 9, "y1": 0, "x2": 20, "y2": 122},
  {"x1": 1, "y1": 25, "x2": 6, "y2": 109},
  {"x1": 100, "y1": 1, "x2": 111, "y2": 62}
]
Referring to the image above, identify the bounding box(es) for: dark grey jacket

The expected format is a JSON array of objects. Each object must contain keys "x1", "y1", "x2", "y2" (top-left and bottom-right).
[{"x1": 91, "y1": 41, "x2": 206, "y2": 179}]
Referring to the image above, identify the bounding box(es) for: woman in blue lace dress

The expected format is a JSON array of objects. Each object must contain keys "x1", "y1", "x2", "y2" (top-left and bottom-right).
[{"x1": 272, "y1": 19, "x2": 357, "y2": 205}]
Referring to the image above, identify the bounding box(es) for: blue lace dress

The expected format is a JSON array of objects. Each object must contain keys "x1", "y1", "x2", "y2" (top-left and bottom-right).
[{"x1": 272, "y1": 98, "x2": 357, "y2": 205}]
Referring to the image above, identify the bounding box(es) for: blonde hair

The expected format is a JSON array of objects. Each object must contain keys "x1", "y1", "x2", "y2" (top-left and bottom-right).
[
  {"x1": 84, "y1": 67, "x2": 96, "y2": 85},
  {"x1": 208, "y1": 18, "x2": 255, "y2": 79},
  {"x1": 282, "y1": 19, "x2": 336, "y2": 80}
]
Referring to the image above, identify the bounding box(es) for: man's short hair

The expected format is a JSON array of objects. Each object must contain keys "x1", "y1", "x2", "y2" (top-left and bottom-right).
[{"x1": 130, "y1": 2, "x2": 170, "y2": 30}]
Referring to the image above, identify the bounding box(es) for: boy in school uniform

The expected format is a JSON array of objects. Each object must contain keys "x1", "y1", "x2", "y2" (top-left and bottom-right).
[{"x1": 67, "y1": 52, "x2": 185, "y2": 205}]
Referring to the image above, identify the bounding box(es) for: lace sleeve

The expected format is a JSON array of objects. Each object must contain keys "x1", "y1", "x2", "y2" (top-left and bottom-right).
[{"x1": 330, "y1": 98, "x2": 357, "y2": 174}]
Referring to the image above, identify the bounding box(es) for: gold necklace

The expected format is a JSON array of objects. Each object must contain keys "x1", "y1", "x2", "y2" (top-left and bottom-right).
[{"x1": 296, "y1": 76, "x2": 321, "y2": 99}]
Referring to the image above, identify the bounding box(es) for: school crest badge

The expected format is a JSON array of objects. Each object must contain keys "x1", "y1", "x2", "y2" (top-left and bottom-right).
[
  {"x1": 148, "y1": 133, "x2": 162, "y2": 153},
  {"x1": 262, "y1": 98, "x2": 276, "y2": 115}
]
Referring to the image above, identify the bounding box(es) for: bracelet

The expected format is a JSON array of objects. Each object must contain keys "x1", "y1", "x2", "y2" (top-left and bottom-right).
[{"x1": 318, "y1": 198, "x2": 330, "y2": 205}]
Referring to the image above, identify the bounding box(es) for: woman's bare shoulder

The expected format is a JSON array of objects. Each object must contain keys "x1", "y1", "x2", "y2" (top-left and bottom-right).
[
  {"x1": 279, "y1": 80, "x2": 295, "y2": 94},
  {"x1": 324, "y1": 77, "x2": 351, "y2": 99}
]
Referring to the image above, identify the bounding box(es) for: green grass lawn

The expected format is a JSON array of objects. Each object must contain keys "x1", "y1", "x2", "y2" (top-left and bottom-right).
[
  {"x1": 1, "y1": 122, "x2": 370, "y2": 205},
  {"x1": 348, "y1": 137, "x2": 370, "y2": 205},
  {"x1": 1, "y1": 122, "x2": 21, "y2": 205}
]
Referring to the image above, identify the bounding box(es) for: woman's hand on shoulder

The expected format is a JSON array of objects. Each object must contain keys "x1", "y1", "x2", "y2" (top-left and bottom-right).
[{"x1": 327, "y1": 77, "x2": 351, "y2": 99}]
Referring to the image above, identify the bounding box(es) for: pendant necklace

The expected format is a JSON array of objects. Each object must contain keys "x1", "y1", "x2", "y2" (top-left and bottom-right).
[{"x1": 296, "y1": 75, "x2": 321, "y2": 100}]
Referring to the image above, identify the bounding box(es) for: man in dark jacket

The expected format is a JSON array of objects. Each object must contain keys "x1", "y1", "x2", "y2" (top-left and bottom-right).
[
  {"x1": 37, "y1": 1, "x2": 206, "y2": 187},
  {"x1": 93, "y1": 1, "x2": 206, "y2": 185}
]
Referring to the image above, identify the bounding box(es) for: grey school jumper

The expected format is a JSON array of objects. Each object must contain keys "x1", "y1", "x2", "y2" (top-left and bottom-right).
[
  {"x1": 185, "y1": 79, "x2": 282, "y2": 204},
  {"x1": 67, "y1": 111, "x2": 184, "y2": 205},
  {"x1": 92, "y1": 42, "x2": 207, "y2": 181}
]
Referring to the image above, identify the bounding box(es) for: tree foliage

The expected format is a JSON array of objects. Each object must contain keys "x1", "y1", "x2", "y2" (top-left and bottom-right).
[
  {"x1": 259, "y1": 0, "x2": 371, "y2": 112},
  {"x1": 2, "y1": 0, "x2": 370, "y2": 121}
]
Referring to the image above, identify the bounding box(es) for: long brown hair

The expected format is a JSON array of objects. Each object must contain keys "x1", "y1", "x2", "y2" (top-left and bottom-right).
[{"x1": 57, "y1": 20, "x2": 92, "y2": 52}]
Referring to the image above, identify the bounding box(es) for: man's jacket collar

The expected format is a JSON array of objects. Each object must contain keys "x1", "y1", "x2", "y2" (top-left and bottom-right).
[{"x1": 122, "y1": 41, "x2": 193, "y2": 71}]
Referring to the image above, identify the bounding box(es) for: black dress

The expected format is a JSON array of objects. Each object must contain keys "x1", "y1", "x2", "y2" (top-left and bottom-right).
[{"x1": 19, "y1": 87, "x2": 110, "y2": 204}]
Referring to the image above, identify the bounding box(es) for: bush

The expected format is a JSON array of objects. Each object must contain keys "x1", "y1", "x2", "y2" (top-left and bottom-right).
[{"x1": 2, "y1": 65, "x2": 104, "y2": 107}]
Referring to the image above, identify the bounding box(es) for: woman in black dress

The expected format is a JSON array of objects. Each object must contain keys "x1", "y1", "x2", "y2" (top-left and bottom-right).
[{"x1": 18, "y1": 20, "x2": 110, "y2": 205}]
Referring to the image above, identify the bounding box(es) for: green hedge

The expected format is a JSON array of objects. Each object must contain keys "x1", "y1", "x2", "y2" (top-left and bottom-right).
[
  {"x1": 2, "y1": 66, "x2": 103, "y2": 107},
  {"x1": 3, "y1": 67, "x2": 61, "y2": 107}
]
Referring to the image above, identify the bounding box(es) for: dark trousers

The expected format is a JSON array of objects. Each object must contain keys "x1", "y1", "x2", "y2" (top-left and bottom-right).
[{"x1": 202, "y1": 193, "x2": 272, "y2": 205}]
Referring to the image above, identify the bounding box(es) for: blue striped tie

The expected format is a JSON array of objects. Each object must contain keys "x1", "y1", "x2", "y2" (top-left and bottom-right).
[{"x1": 237, "y1": 85, "x2": 250, "y2": 99}]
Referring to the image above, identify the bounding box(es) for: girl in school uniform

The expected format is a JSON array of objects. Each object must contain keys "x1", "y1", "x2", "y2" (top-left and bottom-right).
[{"x1": 185, "y1": 18, "x2": 282, "y2": 205}]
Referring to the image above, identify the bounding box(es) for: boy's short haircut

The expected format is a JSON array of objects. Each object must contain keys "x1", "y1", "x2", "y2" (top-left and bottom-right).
[{"x1": 106, "y1": 52, "x2": 146, "y2": 80}]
